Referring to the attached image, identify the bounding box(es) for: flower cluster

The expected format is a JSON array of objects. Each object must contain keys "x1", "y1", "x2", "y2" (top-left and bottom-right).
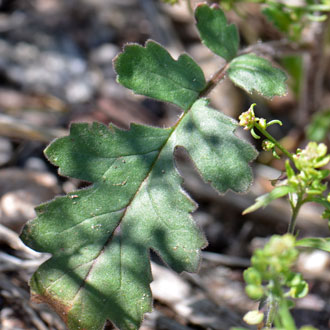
[
  {"x1": 239, "y1": 103, "x2": 258, "y2": 130},
  {"x1": 243, "y1": 234, "x2": 308, "y2": 326},
  {"x1": 287, "y1": 142, "x2": 330, "y2": 197},
  {"x1": 244, "y1": 234, "x2": 308, "y2": 302}
]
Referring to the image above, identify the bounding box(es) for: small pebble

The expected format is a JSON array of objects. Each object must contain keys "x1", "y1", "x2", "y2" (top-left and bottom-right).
[{"x1": 298, "y1": 250, "x2": 330, "y2": 274}]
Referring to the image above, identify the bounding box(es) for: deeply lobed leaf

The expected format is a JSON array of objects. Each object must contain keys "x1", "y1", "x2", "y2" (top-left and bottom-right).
[
  {"x1": 195, "y1": 4, "x2": 239, "y2": 61},
  {"x1": 21, "y1": 99, "x2": 257, "y2": 330}
]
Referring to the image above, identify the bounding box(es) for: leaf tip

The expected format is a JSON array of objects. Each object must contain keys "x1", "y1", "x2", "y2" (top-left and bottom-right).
[
  {"x1": 242, "y1": 207, "x2": 253, "y2": 215},
  {"x1": 195, "y1": 2, "x2": 209, "y2": 9}
]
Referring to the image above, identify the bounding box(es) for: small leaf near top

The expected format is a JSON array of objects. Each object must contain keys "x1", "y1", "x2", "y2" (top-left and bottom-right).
[
  {"x1": 195, "y1": 4, "x2": 239, "y2": 62},
  {"x1": 228, "y1": 54, "x2": 287, "y2": 98},
  {"x1": 243, "y1": 185, "x2": 295, "y2": 215},
  {"x1": 114, "y1": 40, "x2": 206, "y2": 110}
]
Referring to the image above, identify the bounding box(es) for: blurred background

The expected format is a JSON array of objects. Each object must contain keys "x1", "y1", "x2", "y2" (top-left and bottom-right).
[{"x1": 0, "y1": 0, "x2": 329, "y2": 329}]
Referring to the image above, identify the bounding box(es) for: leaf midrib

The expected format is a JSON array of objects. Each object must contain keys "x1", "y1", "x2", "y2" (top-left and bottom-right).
[
  {"x1": 143, "y1": 68, "x2": 202, "y2": 95},
  {"x1": 70, "y1": 102, "x2": 197, "y2": 308}
]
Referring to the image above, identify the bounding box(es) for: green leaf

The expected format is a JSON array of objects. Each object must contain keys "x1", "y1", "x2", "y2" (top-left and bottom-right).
[
  {"x1": 296, "y1": 237, "x2": 330, "y2": 253},
  {"x1": 289, "y1": 280, "x2": 309, "y2": 299},
  {"x1": 243, "y1": 185, "x2": 295, "y2": 215},
  {"x1": 21, "y1": 99, "x2": 257, "y2": 330},
  {"x1": 195, "y1": 4, "x2": 239, "y2": 61},
  {"x1": 114, "y1": 40, "x2": 206, "y2": 110},
  {"x1": 228, "y1": 54, "x2": 287, "y2": 98}
]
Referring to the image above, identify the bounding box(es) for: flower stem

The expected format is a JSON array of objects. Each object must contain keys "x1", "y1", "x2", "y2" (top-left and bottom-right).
[
  {"x1": 288, "y1": 195, "x2": 303, "y2": 234},
  {"x1": 264, "y1": 295, "x2": 278, "y2": 329},
  {"x1": 254, "y1": 122, "x2": 295, "y2": 165}
]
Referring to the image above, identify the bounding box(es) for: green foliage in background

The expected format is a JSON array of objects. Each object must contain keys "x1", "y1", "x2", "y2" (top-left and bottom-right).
[
  {"x1": 307, "y1": 109, "x2": 330, "y2": 142},
  {"x1": 163, "y1": 0, "x2": 330, "y2": 41}
]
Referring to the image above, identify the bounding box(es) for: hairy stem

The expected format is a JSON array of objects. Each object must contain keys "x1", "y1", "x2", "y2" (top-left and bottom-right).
[
  {"x1": 238, "y1": 39, "x2": 311, "y2": 58},
  {"x1": 264, "y1": 294, "x2": 278, "y2": 329},
  {"x1": 199, "y1": 63, "x2": 230, "y2": 98},
  {"x1": 254, "y1": 122, "x2": 295, "y2": 164}
]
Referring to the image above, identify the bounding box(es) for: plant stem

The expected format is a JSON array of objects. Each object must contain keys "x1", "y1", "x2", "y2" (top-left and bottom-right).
[
  {"x1": 238, "y1": 39, "x2": 311, "y2": 57},
  {"x1": 254, "y1": 122, "x2": 295, "y2": 165},
  {"x1": 185, "y1": 63, "x2": 229, "y2": 111},
  {"x1": 288, "y1": 195, "x2": 303, "y2": 234},
  {"x1": 199, "y1": 63, "x2": 230, "y2": 98},
  {"x1": 264, "y1": 294, "x2": 278, "y2": 329}
]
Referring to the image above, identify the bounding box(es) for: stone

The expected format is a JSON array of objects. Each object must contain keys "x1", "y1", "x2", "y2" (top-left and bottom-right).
[
  {"x1": 0, "y1": 169, "x2": 59, "y2": 232},
  {"x1": 298, "y1": 250, "x2": 330, "y2": 274}
]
